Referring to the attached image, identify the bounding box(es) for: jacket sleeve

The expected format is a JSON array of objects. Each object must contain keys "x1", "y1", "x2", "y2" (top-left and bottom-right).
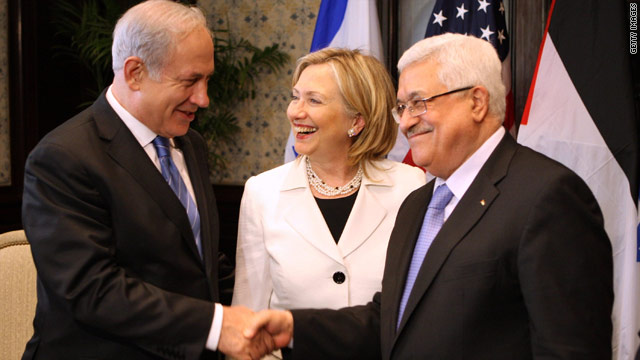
[
  {"x1": 517, "y1": 169, "x2": 613, "y2": 358},
  {"x1": 290, "y1": 292, "x2": 382, "y2": 360}
]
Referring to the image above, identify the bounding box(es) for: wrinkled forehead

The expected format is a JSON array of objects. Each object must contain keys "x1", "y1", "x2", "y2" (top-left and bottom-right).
[{"x1": 397, "y1": 60, "x2": 445, "y2": 101}]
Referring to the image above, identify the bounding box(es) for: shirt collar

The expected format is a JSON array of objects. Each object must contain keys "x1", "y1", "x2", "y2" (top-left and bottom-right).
[
  {"x1": 434, "y1": 126, "x2": 505, "y2": 199},
  {"x1": 106, "y1": 85, "x2": 161, "y2": 147}
]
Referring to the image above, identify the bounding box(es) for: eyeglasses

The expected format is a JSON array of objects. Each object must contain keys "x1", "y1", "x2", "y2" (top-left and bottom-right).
[{"x1": 392, "y1": 86, "x2": 473, "y2": 123}]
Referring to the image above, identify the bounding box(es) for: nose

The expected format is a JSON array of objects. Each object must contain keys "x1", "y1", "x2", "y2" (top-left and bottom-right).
[
  {"x1": 397, "y1": 109, "x2": 418, "y2": 135},
  {"x1": 287, "y1": 99, "x2": 307, "y2": 119},
  {"x1": 191, "y1": 80, "x2": 210, "y2": 108}
]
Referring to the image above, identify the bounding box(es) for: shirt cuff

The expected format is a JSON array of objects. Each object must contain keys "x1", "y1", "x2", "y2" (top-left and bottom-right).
[{"x1": 205, "y1": 303, "x2": 223, "y2": 350}]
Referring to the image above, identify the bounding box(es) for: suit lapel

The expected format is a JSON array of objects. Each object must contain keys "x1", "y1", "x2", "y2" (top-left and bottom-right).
[
  {"x1": 338, "y1": 167, "x2": 389, "y2": 257},
  {"x1": 93, "y1": 94, "x2": 204, "y2": 265},
  {"x1": 393, "y1": 134, "x2": 516, "y2": 337},
  {"x1": 282, "y1": 159, "x2": 343, "y2": 264}
]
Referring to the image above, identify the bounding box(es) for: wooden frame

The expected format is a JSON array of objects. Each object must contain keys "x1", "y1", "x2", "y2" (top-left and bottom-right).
[{"x1": 0, "y1": 0, "x2": 38, "y2": 233}]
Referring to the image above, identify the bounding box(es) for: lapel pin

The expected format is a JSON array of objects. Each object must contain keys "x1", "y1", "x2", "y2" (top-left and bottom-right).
[{"x1": 480, "y1": 199, "x2": 486, "y2": 206}]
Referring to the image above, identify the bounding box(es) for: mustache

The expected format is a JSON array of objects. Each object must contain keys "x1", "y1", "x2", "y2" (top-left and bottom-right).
[{"x1": 406, "y1": 122, "x2": 434, "y2": 138}]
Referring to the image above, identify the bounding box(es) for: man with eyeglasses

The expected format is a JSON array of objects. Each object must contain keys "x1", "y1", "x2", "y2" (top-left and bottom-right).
[{"x1": 243, "y1": 33, "x2": 613, "y2": 359}]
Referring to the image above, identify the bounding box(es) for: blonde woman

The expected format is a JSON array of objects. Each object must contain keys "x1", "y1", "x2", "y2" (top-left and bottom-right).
[{"x1": 232, "y1": 48, "x2": 425, "y2": 358}]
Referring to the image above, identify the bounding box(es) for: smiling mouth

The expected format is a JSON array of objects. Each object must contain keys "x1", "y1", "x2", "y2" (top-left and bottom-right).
[{"x1": 294, "y1": 126, "x2": 318, "y2": 135}]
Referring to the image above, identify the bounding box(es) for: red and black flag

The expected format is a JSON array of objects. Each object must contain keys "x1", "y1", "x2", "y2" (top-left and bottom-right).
[{"x1": 518, "y1": 1, "x2": 639, "y2": 358}]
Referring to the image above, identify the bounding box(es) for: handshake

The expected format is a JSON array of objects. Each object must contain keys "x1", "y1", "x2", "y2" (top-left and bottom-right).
[{"x1": 218, "y1": 306, "x2": 295, "y2": 360}]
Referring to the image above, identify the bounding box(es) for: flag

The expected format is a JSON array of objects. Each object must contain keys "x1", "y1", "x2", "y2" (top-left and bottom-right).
[
  {"x1": 517, "y1": 1, "x2": 639, "y2": 358},
  {"x1": 424, "y1": 0, "x2": 515, "y2": 137},
  {"x1": 284, "y1": 0, "x2": 384, "y2": 163}
]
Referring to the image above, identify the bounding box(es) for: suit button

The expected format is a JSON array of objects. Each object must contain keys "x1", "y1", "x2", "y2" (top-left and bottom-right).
[{"x1": 333, "y1": 271, "x2": 346, "y2": 284}]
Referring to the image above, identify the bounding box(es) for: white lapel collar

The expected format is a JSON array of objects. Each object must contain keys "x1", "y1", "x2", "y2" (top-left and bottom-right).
[
  {"x1": 338, "y1": 161, "x2": 393, "y2": 257},
  {"x1": 281, "y1": 158, "x2": 343, "y2": 264}
]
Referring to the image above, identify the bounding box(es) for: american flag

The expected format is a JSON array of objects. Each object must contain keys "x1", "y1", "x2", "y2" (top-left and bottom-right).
[{"x1": 425, "y1": 0, "x2": 515, "y2": 134}]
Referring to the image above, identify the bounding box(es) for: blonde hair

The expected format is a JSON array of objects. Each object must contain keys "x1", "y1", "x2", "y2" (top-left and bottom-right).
[{"x1": 292, "y1": 48, "x2": 397, "y2": 173}]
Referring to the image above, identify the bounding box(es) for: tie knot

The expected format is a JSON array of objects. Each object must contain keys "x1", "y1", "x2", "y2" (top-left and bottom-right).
[
  {"x1": 429, "y1": 184, "x2": 454, "y2": 210},
  {"x1": 152, "y1": 136, "x2": 171, "y2": 158}
]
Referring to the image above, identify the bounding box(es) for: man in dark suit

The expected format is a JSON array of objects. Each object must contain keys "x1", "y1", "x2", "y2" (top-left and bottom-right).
[
  {"x1": 245, "y1": 33, "x2": 614, "y2": 359},
  {"x1": 22, "y1": 1, "x2": 273, "y2": 359}
]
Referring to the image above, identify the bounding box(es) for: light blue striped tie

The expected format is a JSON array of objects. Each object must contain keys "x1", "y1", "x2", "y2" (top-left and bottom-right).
[
  {"x1": 152, "y1": 136, "x2": 202, "y2": 259},
  {"x1": 397, "y1": 183, "x2": 453, "y2": 329}
]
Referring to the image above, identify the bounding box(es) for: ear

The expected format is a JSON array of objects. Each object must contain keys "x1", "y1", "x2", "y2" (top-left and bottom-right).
[
  {"x1": 122, "y1": 56, "x2": 146, "y2": 91},
  {"x1": 350, "y1": 113, "x2": 366, "y2": 135},
  {"x1": 470, "y1": 86, "x2": 489, "y2": 123}
]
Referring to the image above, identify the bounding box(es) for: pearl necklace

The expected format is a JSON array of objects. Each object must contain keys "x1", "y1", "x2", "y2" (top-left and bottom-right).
[{"x1": 305, "y1": 156, "x2": 363, "y2": 197}]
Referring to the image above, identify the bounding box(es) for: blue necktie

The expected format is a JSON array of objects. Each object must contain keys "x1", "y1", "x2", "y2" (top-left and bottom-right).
[
  {"x1": 152, "y1": 136, "x2": 202, "y2": 259},
  {"x1": 397, "y1": 183, "x2": 454, "y2": 328}
]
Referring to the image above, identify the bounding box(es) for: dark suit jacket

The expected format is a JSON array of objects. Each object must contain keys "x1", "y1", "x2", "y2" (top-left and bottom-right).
[
  {"x1": 22, "y1": 92, "x2": 220, "y2": 360},
  {"x1": 291, "y1": 134, "x2": 613, "y2": 359}
]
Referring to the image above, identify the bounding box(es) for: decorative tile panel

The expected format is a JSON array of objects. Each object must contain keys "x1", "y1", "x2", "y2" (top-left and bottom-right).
[{"x1": 199, "y1": 0, "x2": 320, "y2": 184}]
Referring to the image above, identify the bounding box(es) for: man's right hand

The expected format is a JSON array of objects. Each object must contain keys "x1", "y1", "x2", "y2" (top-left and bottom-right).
[
  {"x1": 243, "y1": 309, "x2": 294, "y2": 350},
  {"x1": 218, "y1": 306, "x2": 276, "y2": 360}
]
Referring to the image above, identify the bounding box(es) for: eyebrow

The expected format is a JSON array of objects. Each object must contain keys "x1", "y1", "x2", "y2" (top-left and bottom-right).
[
  {"x1": 292, "y1": 89, "x2": 326, "y2": 98},
  {"x1": 184, "y1": 70, "x2": 214, "y2": 80},
  {"x1": 397, "y1": 91, "x2": 425, "y2": 103}
]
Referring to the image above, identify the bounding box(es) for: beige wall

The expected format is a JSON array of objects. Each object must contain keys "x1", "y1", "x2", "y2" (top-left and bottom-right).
[
  {"x1": 199, "y1": 0, "x2": 321, "y2": 184},
  {"x1": 0, "y1": 0, "x2": 10, "y2": 186}
]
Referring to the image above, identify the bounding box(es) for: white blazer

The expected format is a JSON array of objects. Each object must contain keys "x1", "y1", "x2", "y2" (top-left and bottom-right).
[{"x1": 232, "y1": 157, "x2": 426, "y2": 311}]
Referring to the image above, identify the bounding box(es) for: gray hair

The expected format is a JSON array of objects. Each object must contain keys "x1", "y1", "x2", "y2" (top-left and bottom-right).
[
  {"x1": 112, "y1": 0, "x2": 211, "y2": 80},
  {"x1": 398, "y1": 33, "x2": 506, "y2": 121}
]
